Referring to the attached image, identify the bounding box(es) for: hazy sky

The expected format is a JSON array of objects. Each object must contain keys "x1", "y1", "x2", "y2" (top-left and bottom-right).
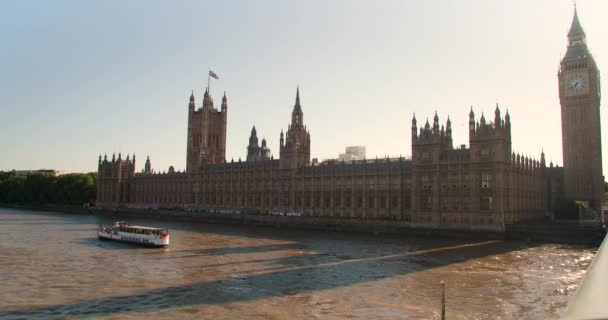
[{"x1": 1, "y1": 1, "x2": 607, "y2": 173}]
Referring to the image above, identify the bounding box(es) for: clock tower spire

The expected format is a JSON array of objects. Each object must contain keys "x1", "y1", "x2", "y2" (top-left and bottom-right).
[{"x1": 558, "y1": 6, "x2": 603, "y2": 212}]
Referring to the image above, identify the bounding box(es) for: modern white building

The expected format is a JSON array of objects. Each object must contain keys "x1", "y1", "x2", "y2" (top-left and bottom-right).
[{"x1": 338, "y1": 146, "x2": 366, "y2": 162}]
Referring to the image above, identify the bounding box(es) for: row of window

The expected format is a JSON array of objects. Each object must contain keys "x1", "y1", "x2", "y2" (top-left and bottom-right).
[
  {"x1": 194, "y1": 193, "x2": 412, "y2": 210},
  {"x1": 195, "y1": 176, "x2": 406, "y2": 187},
  {"x1": 564, "y1": 63, "x2": 588, "y2": 72},
  {"x1": 420, "y1": 195, "x2": 488, "y2": 211},
  {"x1": 420, "y1": 173, "x2": 492, "y2": 189}
]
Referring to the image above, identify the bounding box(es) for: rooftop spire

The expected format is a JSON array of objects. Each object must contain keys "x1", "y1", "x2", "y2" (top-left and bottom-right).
[
  {"x1": 295, "y1": 86, "x2": 301, "y2": 110},
  {"x1": 567, "y1": 5, "x2": 586, "y2": 47},
  {"x1": 568, "y1": 5, "x2": 584, "y2": 37}
]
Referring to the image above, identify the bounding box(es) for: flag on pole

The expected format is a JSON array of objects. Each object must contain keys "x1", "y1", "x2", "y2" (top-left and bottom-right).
[{"x1": 209, "y1": 70, "x2": 219, "y2": 80}]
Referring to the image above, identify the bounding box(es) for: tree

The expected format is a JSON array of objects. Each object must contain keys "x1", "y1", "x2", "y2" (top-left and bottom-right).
[{"x1": 0, "y1": 171, "x2": 97, "y2": 205}]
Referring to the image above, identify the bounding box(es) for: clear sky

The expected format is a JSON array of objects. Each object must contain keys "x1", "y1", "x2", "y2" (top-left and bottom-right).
[{"x1": 1, "y1": 0, "x2": 607, "y2": 174}]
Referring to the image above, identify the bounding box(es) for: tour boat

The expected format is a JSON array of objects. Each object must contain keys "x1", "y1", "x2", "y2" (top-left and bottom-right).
[{"x1": 97, "y1": 221, "x2": 169, "y2": 247}]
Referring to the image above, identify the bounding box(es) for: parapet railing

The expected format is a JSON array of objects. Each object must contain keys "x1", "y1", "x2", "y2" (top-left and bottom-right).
[{"x1": 562, "y1": 232, "x2": 608, "y2": 320}]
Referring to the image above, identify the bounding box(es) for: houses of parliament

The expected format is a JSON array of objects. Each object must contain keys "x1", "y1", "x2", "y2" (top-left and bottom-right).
[{"x1": 96, "y1": 9, "x2": 602, "y2": 230}]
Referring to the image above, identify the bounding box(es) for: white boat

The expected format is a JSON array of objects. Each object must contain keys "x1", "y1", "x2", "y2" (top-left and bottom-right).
[{"x1": 97, "y1": 221, "x2": 169, "y2": 247}]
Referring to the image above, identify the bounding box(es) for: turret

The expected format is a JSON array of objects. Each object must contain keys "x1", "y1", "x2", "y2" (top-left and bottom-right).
[
  {"x1": 221, "y1": 91, "x2": 227, "y2": 112},
  {"x1": 292, "y1": 86, "x2": 303, "y2": 126},
  {"x1": 249, "y1": 125, "x2": 259, "y2": 145},
  {"x1": 433, "y1": 111, "x2": 439, "y2": 134},
  {"x1": 144, "y1": 155, "x2": 151, "y2": 174},
  {"x1": 189, "y1": 90, "x2": 195, "y2": 112},
  {"x1": 202, "y1": 88, "x2": 213, "y2": 111},
  {"x1": 411, "y1": 114, "x2": 418, "y2": 140},
  {"x1": 280, "y1": 129, "x2": 284, "y2": 147},
  {"x1": 260, "y1": 137, "x2": 271, "y2": 160},
  {"x1": 541, "y1": 150, "x2": 546, "y2": 167},
  {"x1": 494, "y1": 104, "x2": 501, "y2": 127},
  {"x1": 446, "y1": 116, "x2": 451, "y2": 137},
  {"x1": 247, "y1": 125, "x2": 261, "y2": 162},
  {"x1": 469, "y1": 107, "x2": 475, "y2": 133},
  {"x1": 295, "y1": 86, "x2": 301, "y2": 112}
]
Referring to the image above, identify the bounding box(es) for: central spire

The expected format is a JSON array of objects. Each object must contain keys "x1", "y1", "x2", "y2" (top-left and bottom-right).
[{"x1": 294, "y1": 86, "x2": 301, "y2": 111}]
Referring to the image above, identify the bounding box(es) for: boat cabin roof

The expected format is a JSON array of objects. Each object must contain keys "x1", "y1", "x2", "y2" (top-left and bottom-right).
[
  {"x1": 119, "y1": 225, "x2": 167, "y2": 230},
  {"x1": 112, "y1": 222, "x2": 167, "y2": 231}
]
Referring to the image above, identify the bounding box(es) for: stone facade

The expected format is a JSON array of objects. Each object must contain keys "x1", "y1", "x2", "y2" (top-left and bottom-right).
[
  {"x1": 411, "y1": 108, "x2": 556, "y2": 228},
  {"x1": 96, "y1": 88, "x2": 557, "y2": 230}
]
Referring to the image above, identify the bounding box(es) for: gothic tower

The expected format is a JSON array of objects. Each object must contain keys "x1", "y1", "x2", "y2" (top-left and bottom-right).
[
  {"x1": 186, "y1": 89, "x2": 228, "y2": 173},
  {"x1": 280, "y1": 87, "x2": 311, "y2": 169},
  {"x1": 246, "y1": 125, "x2": 261, "y2": 162},
  {"x1": 558, "y1": 7, "x2": 603, "y2": 210}
]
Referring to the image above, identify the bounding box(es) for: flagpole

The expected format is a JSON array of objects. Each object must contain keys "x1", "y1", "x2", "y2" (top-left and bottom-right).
[{"x1": 207, "y1": 66, "x2": 211, "y2": 93}]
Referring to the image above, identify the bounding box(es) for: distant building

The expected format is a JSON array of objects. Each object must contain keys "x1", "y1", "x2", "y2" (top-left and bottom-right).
[{"x1": 338, "y1": 146, "x2": 366, "y2": 162}]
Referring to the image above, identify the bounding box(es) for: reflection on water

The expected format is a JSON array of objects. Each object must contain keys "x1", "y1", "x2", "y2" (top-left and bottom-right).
[{"x1": 0, "y1": 208, "x2": 595, "y2": 319}]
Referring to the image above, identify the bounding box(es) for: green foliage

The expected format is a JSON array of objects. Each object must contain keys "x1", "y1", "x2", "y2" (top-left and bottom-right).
[
  {"x1": 0, "y1": 171, "x2": 97, "y2": 205},
  {"x1": 555, "y1": 199, "x2": 582, "y2": 220}
]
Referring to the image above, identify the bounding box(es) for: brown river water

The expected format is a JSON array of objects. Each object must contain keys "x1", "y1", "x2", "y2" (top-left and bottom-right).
[{"x1": 0, "y1": 208, "x2": 596, "y2": 319}]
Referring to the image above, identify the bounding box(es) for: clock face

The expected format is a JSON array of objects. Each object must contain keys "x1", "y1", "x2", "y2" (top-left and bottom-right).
[{"x1": 567, "y1": 75, "x2": 586, "y2": 92}]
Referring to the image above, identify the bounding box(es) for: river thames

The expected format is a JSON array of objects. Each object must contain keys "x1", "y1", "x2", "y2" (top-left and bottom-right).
[{"x1": 0, "y1": 208, "x2": 595, "y2": 319}]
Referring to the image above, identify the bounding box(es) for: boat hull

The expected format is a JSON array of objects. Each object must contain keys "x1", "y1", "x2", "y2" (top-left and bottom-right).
[{"x1": 97, "y1": 231, "x2": 169, "y2": 247}]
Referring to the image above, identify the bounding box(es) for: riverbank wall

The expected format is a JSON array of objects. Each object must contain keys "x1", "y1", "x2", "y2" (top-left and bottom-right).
[{"x1": 1, "y1": 204, "x2": 603, "y2": 244}]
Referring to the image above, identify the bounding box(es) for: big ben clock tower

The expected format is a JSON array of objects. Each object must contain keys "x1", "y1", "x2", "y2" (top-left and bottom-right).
[{"x1": 559, "y1": 7, "x2": 603, "y2": 211}]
